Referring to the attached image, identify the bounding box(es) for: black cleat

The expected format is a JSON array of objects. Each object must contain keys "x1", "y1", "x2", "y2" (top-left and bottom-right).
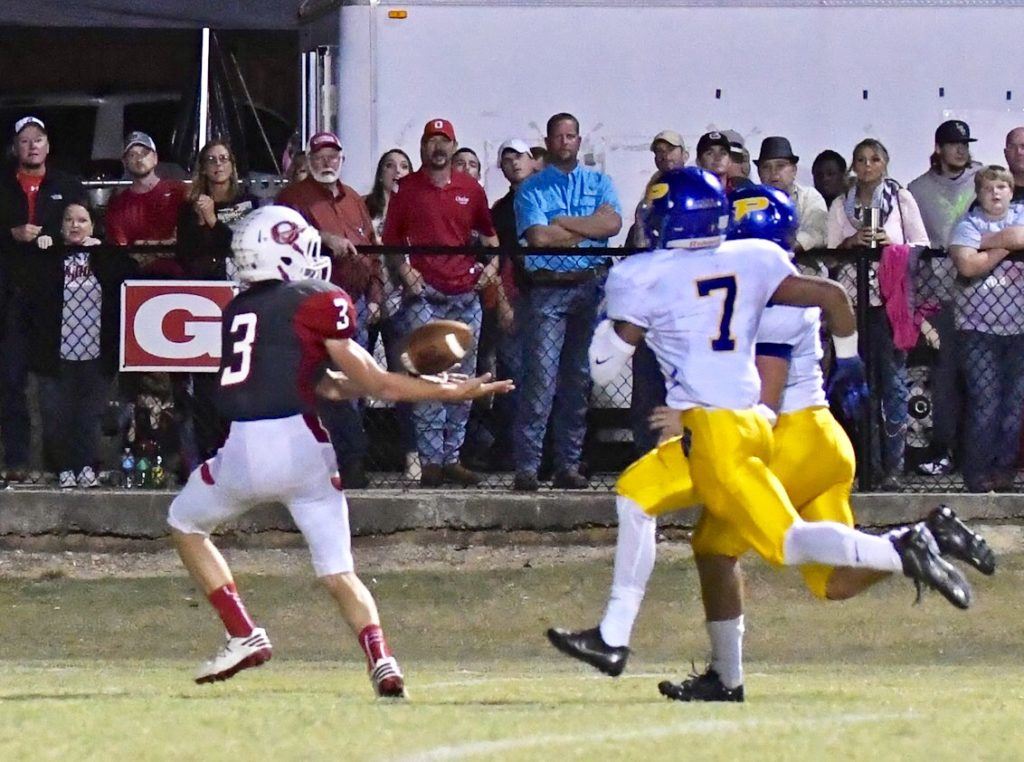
[
  {"x1": 892, "y1": 524, "x2": 973, "y2": 609},
  {"x1": 925, "y1": 504, "x2": 996, "y2": 575},
  {"x1": 658, "y1": 666, "x2": 744, "y2": 703},
  {"x1": 546, "y1": 626, "x2": 630, "y2": 677}
]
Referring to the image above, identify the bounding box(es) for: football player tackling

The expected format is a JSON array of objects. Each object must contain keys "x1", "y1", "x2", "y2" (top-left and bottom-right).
[
  {"x1": 547, "y1": 171, "x2": 983, "y2": 700},
  {"x1": 167, "y1": 206, "x2": 512, "y2": 697}
]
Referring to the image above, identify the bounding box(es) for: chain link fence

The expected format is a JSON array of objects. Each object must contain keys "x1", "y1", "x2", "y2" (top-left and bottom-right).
[{"x1": 3, "y1": 244, "x2": 1023, "y2": 493}]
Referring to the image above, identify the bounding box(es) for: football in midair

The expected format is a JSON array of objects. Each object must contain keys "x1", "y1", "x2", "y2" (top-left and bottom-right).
[{"x1": 400, "y1": 320, "x2": 474, "y2": 376}]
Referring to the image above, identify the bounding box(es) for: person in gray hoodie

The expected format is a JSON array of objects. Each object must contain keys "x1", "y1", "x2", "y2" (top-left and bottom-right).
[{"x1": 908, "y1": 119, "x2": 983, "y2": 478}]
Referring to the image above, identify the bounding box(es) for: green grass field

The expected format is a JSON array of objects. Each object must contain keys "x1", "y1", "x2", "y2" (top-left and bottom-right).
[{"x1": 2, "y1": 549, "x2": 1022, "y2": 761}]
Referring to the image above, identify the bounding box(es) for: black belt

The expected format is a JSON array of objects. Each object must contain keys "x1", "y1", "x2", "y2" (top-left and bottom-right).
[{"x1": 526, "y1": 266, "x2": 606, "y2": 286}]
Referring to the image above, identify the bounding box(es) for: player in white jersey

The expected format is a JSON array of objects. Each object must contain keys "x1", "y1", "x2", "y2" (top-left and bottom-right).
[
  {"x1": 547, "y1": 171, "x2": 979, "y2": 697},
  {"x1": 668, "y1": 186, "x2": 995, "y2": 701}
]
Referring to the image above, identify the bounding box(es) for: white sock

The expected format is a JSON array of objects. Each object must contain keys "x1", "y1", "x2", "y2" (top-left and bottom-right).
[
  {"x1": 707, "y1": 616, "x2": 744, "y2": 689},
  {"x1": 599, "y1": 496, "x2": 657, "y2": 648},
  {"x1": 782, "y1": 521, "x2": 903, "y2": 572}
]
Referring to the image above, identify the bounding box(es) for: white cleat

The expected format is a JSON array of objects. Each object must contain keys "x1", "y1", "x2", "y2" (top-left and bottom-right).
[
  {"x1": 370, "y1": 656, "x2": 407, "y2": 698},
  {"x1": 194, "y1": 627, "x2": 273, "y2": 684}
]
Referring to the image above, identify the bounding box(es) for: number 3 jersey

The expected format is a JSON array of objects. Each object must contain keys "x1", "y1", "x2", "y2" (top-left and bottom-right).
[
  {"x1": 216, "y1": 279, "x2": 357, "y2": 421},
  {"x1": 605, "y1": 239, "x2": 796, "y2": 411}
]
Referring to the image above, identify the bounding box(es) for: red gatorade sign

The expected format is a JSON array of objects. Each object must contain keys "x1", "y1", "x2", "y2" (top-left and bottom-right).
[{"x1": 120, "y1": 281, "x2": 237, "y2": 371}]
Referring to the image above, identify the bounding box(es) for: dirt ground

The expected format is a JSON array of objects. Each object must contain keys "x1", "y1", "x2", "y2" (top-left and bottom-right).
[{"x1": 1, "y1": 523, "x2": 1021, "y2": 579}]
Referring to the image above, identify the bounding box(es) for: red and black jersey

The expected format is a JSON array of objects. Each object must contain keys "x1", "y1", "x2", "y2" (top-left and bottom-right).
[{"x1": 216, "y1": 279, "x2": 357, "y2": 421}]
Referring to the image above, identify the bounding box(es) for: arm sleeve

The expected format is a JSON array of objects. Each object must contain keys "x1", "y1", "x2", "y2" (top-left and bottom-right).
[
  {"x1": 796, "y1": 187, "x2": 828, "y2": 251},
  {"x1": 826, "y1": 198, "x2": 850, "y2": 248},
  {"x1": 897, "y1": 190, "x2": 930, "y2": 246},
  {"x1": 515, "y1": 183, "x2": 549, "y2": 238},
  {"x1": 473, "y1": 186, "x2": 496, "y2": 237},
  {"x1": 293, "y1": 288, "x2": 358, "y2": 341},
  {"x1": 604, "y1": 265, "x2": 650, "y2": 328},
  {"x1": 598, "y1": 174, "x2": 623, "y2": 216},
  {"x1": 761, "y1": 242, "x2": 800, "y2": 298},
  {"x1": 105, "y1": 199, "x2": 129, "y2": 245},
  {"x1": 380, "y1": 187, "x2": 405, "y2": 246},
  {"x1": 949, "y1": 216, "x2": 981, "y2": 249}
]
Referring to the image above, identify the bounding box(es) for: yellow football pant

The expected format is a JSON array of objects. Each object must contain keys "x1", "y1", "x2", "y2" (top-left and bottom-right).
[
  {"x1": 616, "y1": 408, "x2": 800, "y2": 566},
  {"x1": 692, "y1": 406, "x2": 856, "y2": 598}
]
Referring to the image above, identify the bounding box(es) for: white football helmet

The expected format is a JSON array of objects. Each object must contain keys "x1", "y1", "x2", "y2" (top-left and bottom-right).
[{"x1": 231, "y1": 205, "x2": 332, "y2": 284}]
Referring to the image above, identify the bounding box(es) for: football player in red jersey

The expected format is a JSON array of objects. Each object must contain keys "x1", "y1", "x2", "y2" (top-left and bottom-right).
[{"x1": 167, "y1": 206, "x2": 512, "y2": 697}]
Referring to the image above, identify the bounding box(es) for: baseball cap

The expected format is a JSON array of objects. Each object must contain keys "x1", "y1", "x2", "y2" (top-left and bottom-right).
[
  {"x1": 497, "y1": 138, "x2": 531, "y2": 166},
  {"x1": 935, "y1": 119, "x2": 977, "y2": 144},
  {"x1": 308, "y1": 131, "x2": 343, "y2": 153},
  {"x1": 123, "y1": 131, "x2": 156, "y2": 155},
  {"x1": 650, "y1": 130, "x2": 685, "y2": 151},
  {"x1": 722, "y1": 129, "x2": 746, "y2": 157},
  {"x1": 14, "y1": 116, "x2": 46, "y2": 135},
  {"x1": 422, "y1": 118, "x2": 456, "y2": 142},
  {"x1": 696, "y1": 131, "x2": 732, "y2": 155}
]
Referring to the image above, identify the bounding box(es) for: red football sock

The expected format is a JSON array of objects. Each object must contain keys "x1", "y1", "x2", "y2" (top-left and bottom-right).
[
  {"x1": 358, "y1": 624, "x2": 392, "y2": 668},
  {"x1": 208, "y1": 582, "x2": 256, "y2": 638}
]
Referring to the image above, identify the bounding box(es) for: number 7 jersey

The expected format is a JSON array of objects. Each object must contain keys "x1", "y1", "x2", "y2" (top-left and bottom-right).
[
  {"x1": 605, "y1": 239, "x2": 796, "y2": 411},
  {"x1": 216, "y1": 279, "x2": 357, "y2": 422}
]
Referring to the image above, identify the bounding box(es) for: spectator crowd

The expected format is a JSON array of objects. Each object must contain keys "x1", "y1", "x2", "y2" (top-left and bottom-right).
[{"x1": 2, "y1": 110, "x2": 1024, "y2": 494}]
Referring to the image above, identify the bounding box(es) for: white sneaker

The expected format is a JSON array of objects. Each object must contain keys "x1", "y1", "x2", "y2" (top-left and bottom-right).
[
  {"x1": 59, "y1": 470, "x2": 76, "y2": 489},
  {"x1": 404, "y1": 452, "x2": 422, "y2": 481},
  {"x1": 77, "y1": 466, "x2": 100, "y2": 488},
  {"x1": 369, "y1": 655, "x2": 407, "y2": 698},
  {"x1": 194, "y1": 627, "x2": 273, "y2": 684}
]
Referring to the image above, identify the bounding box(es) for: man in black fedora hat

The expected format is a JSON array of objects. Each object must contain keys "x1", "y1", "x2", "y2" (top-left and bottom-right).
[{"x1": 754, "y1": 135, "x2": 827, "y2": 255}]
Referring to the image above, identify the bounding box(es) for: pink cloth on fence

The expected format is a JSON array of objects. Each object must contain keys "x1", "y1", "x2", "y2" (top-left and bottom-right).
[{"x1": 878, "y1": 243, "x2": 939, "y2": 351}]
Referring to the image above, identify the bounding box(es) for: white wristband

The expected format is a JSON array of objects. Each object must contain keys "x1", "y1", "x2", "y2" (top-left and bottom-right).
[{"x1": 833, "y1": 332, "x2": 859, "y2": 359}]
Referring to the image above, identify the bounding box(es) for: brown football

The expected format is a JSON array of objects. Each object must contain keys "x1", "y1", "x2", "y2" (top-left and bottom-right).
[{"x1": 400, "y1": 320, "x2": 475, "y2": 375}]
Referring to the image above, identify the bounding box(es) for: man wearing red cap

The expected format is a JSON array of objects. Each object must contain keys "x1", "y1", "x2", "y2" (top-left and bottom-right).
[
  {"x1": 277, "y1": 131, "x2": 379, "y2": 488},
  {"x1": 382, "y1": 118, "x2": 499, "y2": 487}
]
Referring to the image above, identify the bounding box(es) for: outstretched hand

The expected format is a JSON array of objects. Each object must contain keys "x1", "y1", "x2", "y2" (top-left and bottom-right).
[
  {"x1": 442, "y1": 372, "x2": 515, "y2": 401},
  {"x1": 827, "y1": 357, "x2": 869, "y2": 419}
]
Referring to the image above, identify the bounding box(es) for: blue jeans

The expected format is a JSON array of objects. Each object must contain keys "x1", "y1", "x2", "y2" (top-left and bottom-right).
[
  {"x1": 630, "y1": 339, "x2": 666, "y2": 456},
  {"x1": 929, "y1": 306, "x2": 962, "y2": 458},
  {"x1": 514, "y1": 281, "x2": 600, "y2": 474},
  {"x1": 367, "y1": 310, "x2": 415, "y2": 456},
  {"x1": 867, "y1": 307, "x2": 908, "y2": 477},
  {"x1": 401, "y1": 286, "x2": 482, "y2": 465},
  {"x1": 318, "y1": 295, "x2": 370, "y2": 469},
  {"x1": 36, "y1": 361, "x2": 111, "y2": 473},
  {"x1": 957, "y1": 330, "x2": 1024, "y2": 491},
  {"x1": 0, "y1": 288, "x2": 31, "y2": 469}
]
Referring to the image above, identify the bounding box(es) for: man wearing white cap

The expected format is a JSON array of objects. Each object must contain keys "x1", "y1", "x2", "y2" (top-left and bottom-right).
[{"x1": 0, "y1": 116, "x2": 86, "y2": 483}]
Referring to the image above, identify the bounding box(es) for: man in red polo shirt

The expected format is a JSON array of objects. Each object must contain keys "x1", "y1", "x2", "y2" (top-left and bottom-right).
[
  {"x1": 382, "y1": 118, "x2": 498, "y2": 487},
  {"x1": 278, "y1": 130, "x2": 380, "y2": 488},
  {"x1": 105, "y1": 131, "x2": 187, "y2": 276}
]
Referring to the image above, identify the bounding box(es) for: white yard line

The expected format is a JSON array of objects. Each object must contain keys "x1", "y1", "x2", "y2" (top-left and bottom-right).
[{"x1": 398, "y1": 712, "x2": 914, "y2": 762}]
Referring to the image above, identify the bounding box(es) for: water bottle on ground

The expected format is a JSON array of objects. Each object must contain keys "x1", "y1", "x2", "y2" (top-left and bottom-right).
[
  {"x1": 151, "y1": 455, "x2": 167, "y2": 489},
  {"x1": 121, "y1": 448, "x2": 136, "y2": 489},
  {"x1": 136, "y1": 456, "x2": 151, "y2": 489}
]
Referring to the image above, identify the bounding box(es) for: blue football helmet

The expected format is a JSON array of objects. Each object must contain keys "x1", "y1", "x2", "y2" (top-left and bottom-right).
[
  {"x1": 640, "y1": 167, "x2": 729, "y2": 250},
  {"x1": 726, "y1": 184, "x2": 799, "y2": 250}
]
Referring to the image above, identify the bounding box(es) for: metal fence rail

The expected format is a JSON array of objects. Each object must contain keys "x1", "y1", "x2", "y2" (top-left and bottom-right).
[{"x1": 3, "y1": 243, "x2": 1021, "y2": 494}]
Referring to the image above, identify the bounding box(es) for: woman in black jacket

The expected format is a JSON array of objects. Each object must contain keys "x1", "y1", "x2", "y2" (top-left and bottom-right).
[{"x1": 22, "y1": 203, "x2": 137, "y2": 487}]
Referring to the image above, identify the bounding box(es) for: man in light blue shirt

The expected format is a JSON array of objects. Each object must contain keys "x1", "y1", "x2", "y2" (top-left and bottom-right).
[{"x1": 511, "y1": 112, "x2": 622, "y2": 490}]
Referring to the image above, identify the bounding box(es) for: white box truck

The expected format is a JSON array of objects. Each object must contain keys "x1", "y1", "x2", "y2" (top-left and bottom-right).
[{"x1": 299, "y1": 0, "x2": 1024, "y2": 234}]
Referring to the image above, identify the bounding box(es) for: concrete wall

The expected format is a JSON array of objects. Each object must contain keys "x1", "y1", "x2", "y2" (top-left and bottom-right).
[{"x1": 2, "y1": 489, "x2": 1023, "y2": 542}]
